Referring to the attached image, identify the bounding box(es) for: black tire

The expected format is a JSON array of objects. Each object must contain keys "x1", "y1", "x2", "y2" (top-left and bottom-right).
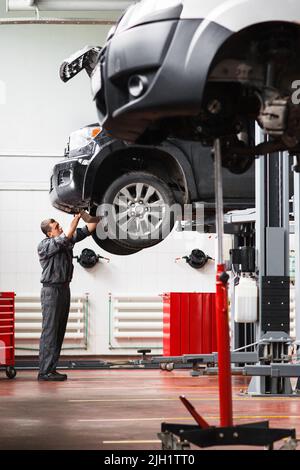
[
  {"x1": 6, "y1": 366, "x2": 16, "y2": 379},
  {"x1": 99, "y1": 172, "x2": 176, "y2": 250},
  {"x1": 91, "y1": 233, "x2": 141, "y2": 256}
]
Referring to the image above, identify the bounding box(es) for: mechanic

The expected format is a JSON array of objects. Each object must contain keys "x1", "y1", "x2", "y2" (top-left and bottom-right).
[{"x1": 37, "y1": 214, "x2": 98, "y2": 381}]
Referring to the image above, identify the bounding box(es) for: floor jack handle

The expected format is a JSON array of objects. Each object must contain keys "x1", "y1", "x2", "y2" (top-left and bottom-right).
[
  {"x1": 179, "y1": 396, "x2": 210, "y2": 429},
  {"x1": 214, "y1": 139, "x2": 233, "y2": 427}
]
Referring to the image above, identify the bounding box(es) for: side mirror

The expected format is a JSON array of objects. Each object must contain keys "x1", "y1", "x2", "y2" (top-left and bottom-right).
[{"x1": 60, "y1": 46, "x2": 102, "y2": 83}]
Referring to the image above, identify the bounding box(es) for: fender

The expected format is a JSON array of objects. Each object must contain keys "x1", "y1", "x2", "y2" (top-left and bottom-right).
[{"x1": 83, "y1": 138, "x2": 198, "y2": 203}]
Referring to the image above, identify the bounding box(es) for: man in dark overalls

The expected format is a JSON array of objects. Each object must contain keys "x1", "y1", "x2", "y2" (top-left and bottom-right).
[{"x1": 37, "y1": 214, "x2": 98, "y2": 381}]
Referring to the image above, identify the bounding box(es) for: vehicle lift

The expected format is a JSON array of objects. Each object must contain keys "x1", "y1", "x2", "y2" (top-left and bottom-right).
[{"x1": 156, "y1": 133, "x2": 300, "y2": 450}]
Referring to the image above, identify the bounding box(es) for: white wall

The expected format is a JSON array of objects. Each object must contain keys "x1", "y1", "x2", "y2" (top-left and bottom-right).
[
  {"x1": 0, "y1": 2, "x2": 226, "y2": 356},
  {"x1": 0, "y1": 23, "x2": 109, "y2": 155}
]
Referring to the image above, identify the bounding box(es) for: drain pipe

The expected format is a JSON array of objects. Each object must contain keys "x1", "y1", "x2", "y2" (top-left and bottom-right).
[{"x1": 7, "y1": 0, "x2": 134, "y2": 11}]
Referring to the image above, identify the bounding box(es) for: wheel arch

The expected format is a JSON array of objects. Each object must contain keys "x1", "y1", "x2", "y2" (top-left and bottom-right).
[
  {"x1": 83, "y1": 139, "x2": 198, "y2": 204},
  {"x1": 206, "y1": 20, "x2": 300, "y2": 84},
  {"x1": 186, "y1": 19, "x2": 300, "y2": 108}
]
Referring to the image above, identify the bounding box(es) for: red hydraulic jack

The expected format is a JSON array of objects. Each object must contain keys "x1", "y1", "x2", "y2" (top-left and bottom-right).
[{"x1": 158, "y1": 139, "x2": 297, "y2": 450}]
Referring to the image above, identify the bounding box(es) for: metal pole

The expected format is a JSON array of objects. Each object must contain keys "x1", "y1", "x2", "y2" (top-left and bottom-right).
[
  {"x1": 255, "y1": 125, "x2": 265, "y2": 277},
  {"x1": 254, "y1": 125, "x2": 265, "y2": 345},
  {"x1": 0, "y1": 18, "x2": 116, "y2": 24},
  {"x1": 282, "y1": 152, "x2": 290, "y2": 277},
  {"x1": 294, "y1": 157, "x2": 300, "y2": 344},
  {"x1": 214, "y1": 138, "x2": 224, "y2": 265},
  {"x1": 214, "y1": 138, "x2": 233, "y2": 427}
]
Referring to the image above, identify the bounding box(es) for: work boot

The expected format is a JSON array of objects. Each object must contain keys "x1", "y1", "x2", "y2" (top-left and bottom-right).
[
  {"x1": 37, "y1": 372, "x2": 67, "y2": 381},
  {"x1": 51, "y1": 370, "x2": 68, "y2": 380}
]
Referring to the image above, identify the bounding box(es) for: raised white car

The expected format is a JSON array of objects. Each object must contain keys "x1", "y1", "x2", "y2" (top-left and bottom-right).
[{"x1": 66, "y1": 0, "x2": 300, "y2": 160}]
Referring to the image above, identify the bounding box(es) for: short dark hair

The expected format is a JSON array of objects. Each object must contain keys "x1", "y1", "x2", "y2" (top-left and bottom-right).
[{"x1": 41, "y1": 219, "x2": 55, "y2": 237}]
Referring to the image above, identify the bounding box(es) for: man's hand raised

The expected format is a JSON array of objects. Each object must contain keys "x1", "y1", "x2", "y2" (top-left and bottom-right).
[{"x1": 65, "y1": 213, "x2": 81, "y2": 239}]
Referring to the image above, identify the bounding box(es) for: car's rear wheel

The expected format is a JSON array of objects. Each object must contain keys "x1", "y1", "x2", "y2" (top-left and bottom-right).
[{"x1": 98, "y1": 171, "x2": 176, "y2": 250}]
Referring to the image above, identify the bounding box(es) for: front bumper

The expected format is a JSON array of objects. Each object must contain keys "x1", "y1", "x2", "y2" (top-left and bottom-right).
[
  {"x1": 50, "y1": 158, "x2": 89, "y2": 213},
  {"x1": 95, "y1": 18, "x2": 231, "y2": 142}
]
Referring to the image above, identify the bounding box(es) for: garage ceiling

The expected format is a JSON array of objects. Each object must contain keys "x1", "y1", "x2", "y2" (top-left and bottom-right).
[{"x1": 7, "y1": 0, "x2": 135, "y2": 11}]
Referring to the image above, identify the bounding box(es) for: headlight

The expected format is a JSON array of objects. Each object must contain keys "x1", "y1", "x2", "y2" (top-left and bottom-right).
[
  {"x1": 68, "y1": 126, "x2": 101, "y2": 152},
  {"x1": 91, "y1": 61, "x2": 101, "y2": 99},
  {"x1": 78, "y1": 158, "x2": 90, "y2": 166}
]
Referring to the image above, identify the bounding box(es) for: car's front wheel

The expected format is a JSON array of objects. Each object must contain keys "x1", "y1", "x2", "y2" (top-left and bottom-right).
[{"x1": 98, "y1": 171, "x2": 176, "y2": 250}]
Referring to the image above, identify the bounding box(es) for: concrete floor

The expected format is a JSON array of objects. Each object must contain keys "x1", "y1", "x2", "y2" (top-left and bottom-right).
[{"x1": 0, "y1": 369, "x2": 300, "y2": 450}]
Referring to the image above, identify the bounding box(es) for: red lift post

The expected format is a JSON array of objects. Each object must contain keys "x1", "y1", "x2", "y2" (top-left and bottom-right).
[{"x1": 214, "y1": 138, "x2": 233, "y2": 427}]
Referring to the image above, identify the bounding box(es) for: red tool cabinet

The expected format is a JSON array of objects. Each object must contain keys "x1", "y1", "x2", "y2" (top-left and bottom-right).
[
  {"x1": 0, "y1": 292, "x2": 17, "y2": 379},
  {"x1": 163, "y1": 292, "x2": 217, "y2": 356}
]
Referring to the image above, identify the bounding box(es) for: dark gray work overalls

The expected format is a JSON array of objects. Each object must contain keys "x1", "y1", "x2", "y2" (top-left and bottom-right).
[{"x1": 37, "y1": 227, "x2": 90, "y2": 375}]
